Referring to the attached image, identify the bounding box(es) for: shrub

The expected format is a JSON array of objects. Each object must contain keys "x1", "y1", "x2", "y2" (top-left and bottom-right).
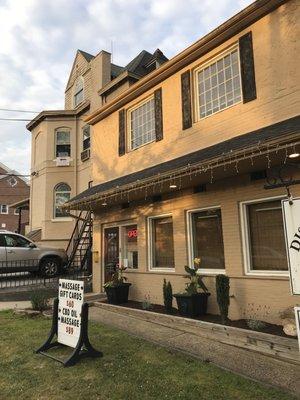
[
  {"x1": 142, "y1": 294, "x2": 152, "y2": 311},
  {"x1": 216, "y1": 274, "x2": 230, "y2": 325},
  {"x1": 163, "y1": 279, "x2": 173, "y2": 313},
  {"x1": 29, "y1": 290, "x2": 50, "y2": 311},
  {"x1": 246, "y1": 319, "x2": 266, "y2": 331}
]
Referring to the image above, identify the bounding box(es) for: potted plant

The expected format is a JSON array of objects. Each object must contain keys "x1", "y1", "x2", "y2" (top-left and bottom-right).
[
  {"x1": 173, "y1": 258, "x2": 210, "y2": 318},
  {"x1": 104, "y1": 264, "x2": 131, "y2": 305}
]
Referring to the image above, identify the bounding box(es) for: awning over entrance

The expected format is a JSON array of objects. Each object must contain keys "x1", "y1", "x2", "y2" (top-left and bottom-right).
[{"x1": 66, "y1": 116, "x2": 300, "y2": 211}]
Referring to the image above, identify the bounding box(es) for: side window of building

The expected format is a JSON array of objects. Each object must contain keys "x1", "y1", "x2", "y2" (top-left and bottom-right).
[
  {"x1": 55, "y1": 129, "x2": 71, "y2": 157},
  {"x1": 83, "y1": 125, "x2": 90, "y2": 150},
  {"x1": 74, "y1": 77, "x2": 84, "y2": 107},
  {"x1": 118, "y1": 88, "x2": 163, "y2": 156},
  {"x1": 181, "y1": 31, "x2": 256, "y2": 129},
  {"x1": 0, "y1": 205, "x2": 8, "y2": 214},
  {"x1": 241, "y1": 199, "x2": 288, "y2": 274},
  {"x1": 54, "y1": 183, "x2": 71, "y2": 218}
]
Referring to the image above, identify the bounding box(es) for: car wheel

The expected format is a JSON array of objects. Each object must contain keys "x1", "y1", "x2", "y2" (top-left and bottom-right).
[{"x1": 39, "y1": 257, "x2": 60, "y2": 278}]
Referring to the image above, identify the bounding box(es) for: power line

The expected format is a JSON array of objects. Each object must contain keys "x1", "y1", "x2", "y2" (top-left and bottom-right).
[
  {"x1": 0, "y1": 108, "x2": 39, "y2": 113},
  {"x1": 0, "y1": 117, "x2": 84, "y2": 122},
  {"x1": 0, "y1": 118, "x2": 32, "y2": 121}
]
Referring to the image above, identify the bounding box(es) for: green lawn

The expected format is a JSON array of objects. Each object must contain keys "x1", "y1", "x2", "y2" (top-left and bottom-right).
[{"x1": 0, "y1": 310, "x2": 295, "y2": 400}]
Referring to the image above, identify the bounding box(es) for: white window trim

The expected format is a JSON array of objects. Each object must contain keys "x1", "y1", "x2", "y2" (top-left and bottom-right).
[
  {"x1": 240, "y1": 195, "x2": 289, "y2": 277},
  {"x1": 127, "y1": 95, "x2": 156, "y2": 152},
  {"x1": 147, "y1": 214, "x2": 175, "y2": 272},
  {"x1": 55, "y1": 128, "x2": 71, "y2": 158},
  {"x1": 53, "y1": 184, "x2": 71, "y2": 219},
  {"x1": 0, "y1": 205, "x2": 8, "y2": 214},
  {"x1": 82, "y1": 125, "x2": 91, "y2": 151},
  {"x1": 187, "y1": 206, "x2": 226, "y2": 275},
  {"x1": 193, "y1": 43, "x2": 243, "y2": 123}
]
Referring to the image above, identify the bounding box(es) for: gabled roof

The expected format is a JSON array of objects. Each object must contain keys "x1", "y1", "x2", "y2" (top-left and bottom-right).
[
  {"x1": 67, "y1": 115, "x2": 300, "y2": 209},
  {"x1": 78, "y1": 49, "x2": 94, "y2": 62},
  {"x1": 120, "y1": 48, "x2": 168, "y2": 78},
  {"x1": 0, "y1": 161, "x2": 29, "y2": 185},
  {"x1": 99, "y1": 49, "x2": 169, "y2": 97},
  {"x1": 111, "y1": 63, "x2": 124, "y2": 79}
]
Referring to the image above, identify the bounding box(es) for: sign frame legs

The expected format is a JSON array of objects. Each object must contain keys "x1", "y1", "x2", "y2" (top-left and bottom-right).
[{"x1": 36, "y1": 298, "x2": 103, "y2": 367}]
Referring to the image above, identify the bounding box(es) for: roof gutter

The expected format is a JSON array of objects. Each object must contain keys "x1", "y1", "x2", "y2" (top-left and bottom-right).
[{"x1": 85, "y1": 0, "x2": 289, "y2": 126}]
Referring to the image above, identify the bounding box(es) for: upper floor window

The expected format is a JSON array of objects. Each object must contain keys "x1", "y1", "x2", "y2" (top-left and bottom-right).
[
  {"x1": 129, "y1": 97, "x2": 156, "y2": 150},
  {"x1": 195, "y1": 47, "x2": 242, "y2": 119},
  {"x1": 56, "y1": 129, "x2": 71, "y2": 157},
  {"x1": 74, "y1": 77, "x2": 84, "y2": 107},
  {"x1": 83, "y1": 125, "x2": 90, "y2": 150},
  {"x1": 54, "y1": 183, "x2": 71, "y2": 218},
  {"x1": 0, "y1": 205, "x2": 8, "y2": 214}
]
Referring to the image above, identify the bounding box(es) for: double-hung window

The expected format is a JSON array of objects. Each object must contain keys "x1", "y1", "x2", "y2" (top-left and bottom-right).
[
  {"x1": 195, "y1": 47, "x2": 242, "y2": 119},
  {"x1": 0, "y1": 205, "x2": 8, "y2": 214},
  {"x1": 74, "y1": 77, "x2": 84, "y2": 107},
  {"x1": 188, "y1": 208, "x2": 225, "y2": 272},
  {"x1": 241, "y1": 198, "x2": 288, "y2": 274},
  {"x1": 148, "y1": 216, "x2": 175, "y2": 269},
  {"x1": 56, "y1": 130, "x2": 71, "y2": 157},
  {"x1": 83, "y1": 125, "x2": 90, "y2": 150},
  {"x1": 129, "y1": 97, "x2": 156, "y2": 150},
  {"x1": 54, "y1": 183, "x2": 71, "y2": 218}
]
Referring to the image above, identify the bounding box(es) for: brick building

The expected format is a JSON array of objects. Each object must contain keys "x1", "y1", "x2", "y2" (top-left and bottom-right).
[{"x1": 0, "y1": 162, "x2": 30, "y2": 234}]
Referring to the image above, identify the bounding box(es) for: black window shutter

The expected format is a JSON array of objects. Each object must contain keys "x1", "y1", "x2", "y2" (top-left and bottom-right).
[
  {"x1": 118, "y1": 109, "x2": 126, "y2": 156},
  {"x1": 181, "y1": 70, "x2": 192, "y2": 130},
  {"x1": 239, "y1": 31, "x2": 257, "y2": 103},
  {"x1": 154, "y1": 88, "x2": 163, "y2": 141}
]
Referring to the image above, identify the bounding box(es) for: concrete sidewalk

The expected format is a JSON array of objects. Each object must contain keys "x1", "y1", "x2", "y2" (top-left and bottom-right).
[
  {"x1": 0, "y1": 300, "x2": 31, "y2": 311},
  {"x1": 89, "y1": 304, "x2": 300, "y2": 397}
]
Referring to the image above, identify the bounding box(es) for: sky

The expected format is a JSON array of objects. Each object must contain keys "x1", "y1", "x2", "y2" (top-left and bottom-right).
[{"x1": 0, "y1": 0, "x2": 254, "y2": 176}]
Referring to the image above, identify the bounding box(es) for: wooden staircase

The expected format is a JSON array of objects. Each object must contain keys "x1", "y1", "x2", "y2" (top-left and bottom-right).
[{"x1": 66, "y1": 211, "x2": 93, "y2": 273}]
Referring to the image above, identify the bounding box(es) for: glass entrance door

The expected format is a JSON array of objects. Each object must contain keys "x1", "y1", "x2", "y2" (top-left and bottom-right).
[{"x1": 104, "y1": 227, "x2": 119, "y2": 283}]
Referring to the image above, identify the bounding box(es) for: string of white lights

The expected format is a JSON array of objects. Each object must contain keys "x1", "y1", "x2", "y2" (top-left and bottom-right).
[{"x1": 66, "y1": 138, "x2": 300, "y2": 210}]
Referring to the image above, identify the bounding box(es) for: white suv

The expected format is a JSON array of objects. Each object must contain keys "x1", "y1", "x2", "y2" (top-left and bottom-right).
[{"x1": 0, "y1": 231, "x2": 68, "y2": 277}]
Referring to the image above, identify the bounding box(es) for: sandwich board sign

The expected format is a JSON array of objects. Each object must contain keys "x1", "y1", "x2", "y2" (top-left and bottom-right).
[
  {"x1": 58, "y1": 279, "x2": 84, "y2": 348},
  {"x1": 36, "y1": 278, "x2": 102, "y2": 366},
  {"x1": 282, "y1": 198, "x2": 300, "y2": 295}
]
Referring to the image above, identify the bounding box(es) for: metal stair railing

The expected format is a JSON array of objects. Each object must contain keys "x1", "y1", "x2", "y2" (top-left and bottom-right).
[{"x1": 66, "y1": 211, "x2": 92, "y2": 271}]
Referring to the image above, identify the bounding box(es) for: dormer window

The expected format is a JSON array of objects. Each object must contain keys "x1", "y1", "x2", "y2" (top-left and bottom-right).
[{"x1": 74, "y1": 77, "x2": 84, "y2": 107}]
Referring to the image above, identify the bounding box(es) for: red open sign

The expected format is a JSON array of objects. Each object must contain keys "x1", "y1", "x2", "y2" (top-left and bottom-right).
[{"x1": 127, "y1": 229, "x2": 137, "y2": 238}]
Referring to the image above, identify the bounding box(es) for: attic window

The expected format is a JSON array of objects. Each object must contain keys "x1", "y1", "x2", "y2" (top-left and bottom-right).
[
  {"x1": 7, "y1": 177, "x2": 17, "y2": 187},
  {"x1": 74, "y1": 77, "x2": 84, "y2": 107}
]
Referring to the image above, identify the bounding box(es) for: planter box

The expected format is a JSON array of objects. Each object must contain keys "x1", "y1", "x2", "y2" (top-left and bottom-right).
[
  {"x1": 104, "y1": 283, "x2": 131, "y2": 305},
  {"x1": 174, "y1": 292, "x2": 210, "y2": 317}
]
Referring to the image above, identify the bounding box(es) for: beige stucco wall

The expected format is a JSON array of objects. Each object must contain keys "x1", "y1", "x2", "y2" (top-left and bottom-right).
[
  {"x1": 93, "y1": 173, "x2": 299, "y2": 324},
  {"x1": 29, "y1": 115, "x2": 92, "y2": 246},
  {"x1": 92, "y1": 0, "x2": 299, "y2": 186}
]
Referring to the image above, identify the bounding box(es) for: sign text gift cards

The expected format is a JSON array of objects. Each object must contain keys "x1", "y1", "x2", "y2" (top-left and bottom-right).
[{"x1": 58, "y1": 279, "x2": 84, "y2": 348}]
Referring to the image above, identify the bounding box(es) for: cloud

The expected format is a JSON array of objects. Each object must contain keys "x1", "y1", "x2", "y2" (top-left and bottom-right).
[{"x1": 0, "y1": 0, "x2": 254, "y2": 175}]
